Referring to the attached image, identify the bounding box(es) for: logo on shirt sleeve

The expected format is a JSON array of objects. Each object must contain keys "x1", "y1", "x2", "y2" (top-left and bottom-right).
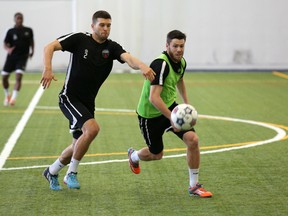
[{"x1": 102, "y1": 49, "x2": 109, "y2": 58}]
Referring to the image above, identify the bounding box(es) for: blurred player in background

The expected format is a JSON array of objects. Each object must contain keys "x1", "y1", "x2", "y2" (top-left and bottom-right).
[
  {"x1": 1, "y1": 12, "x2": 34, "y2": 106},
  {"x1": 40, "y1": 10, "x2": 155, "y2": 190},
  {"x1": 128, "y1": 30, "x2": 213, "y2": 198}
]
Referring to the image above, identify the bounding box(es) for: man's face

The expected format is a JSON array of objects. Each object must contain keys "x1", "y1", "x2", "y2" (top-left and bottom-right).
[
  {"x1": 91, "y1": 18, "x2": 111, "y2": 41},
  {"x1": 14, "y1": 14, "x2": 23, "y2": 27},
  {"x1": 166, "y1": 39, "x2": 185, "y2": 63}
]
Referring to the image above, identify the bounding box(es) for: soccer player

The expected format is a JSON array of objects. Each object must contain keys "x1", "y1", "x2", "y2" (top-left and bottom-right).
[
  {"x1": 1, "y1": 12, "x2": 34, "y2": 106},
  {"x1": 40, "y1": 10, "x2": 155, "y2": 190},
  {"x1": 128, "y1": 30, "x2": 213, "y2": 198}
]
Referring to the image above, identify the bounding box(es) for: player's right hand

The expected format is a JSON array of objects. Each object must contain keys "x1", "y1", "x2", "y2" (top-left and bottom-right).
[
  {"x1": 40, "y1": 70, "x2": 57, "y2": 89},
  {"x1": 7, "y1": 47, "x2": 15, "y2": 55}
]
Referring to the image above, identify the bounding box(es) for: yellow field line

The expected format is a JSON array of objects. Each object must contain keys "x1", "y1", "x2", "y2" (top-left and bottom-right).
[
  {"x1": 272, "y1": 71, "x2": 288, "y2": 79},
  {"x1": 7, "y1": 136, "x2": 287, "y2": 161},
  {"x1": 4, "y1": 107, "x2": 288, "y2": 161}
]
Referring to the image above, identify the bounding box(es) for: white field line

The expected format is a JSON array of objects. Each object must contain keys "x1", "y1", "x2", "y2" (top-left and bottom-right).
[
  {"x1": 1, "y1": 107, "x2": 286, "y2": 171},
  {"x1": 0, "y1": 86, "x2": 44, "y2": 169}
]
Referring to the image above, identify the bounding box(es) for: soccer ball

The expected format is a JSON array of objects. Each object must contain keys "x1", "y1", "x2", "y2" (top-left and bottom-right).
[{"x1": 171, "y1": 104, "x2": 198, "y2": 130}]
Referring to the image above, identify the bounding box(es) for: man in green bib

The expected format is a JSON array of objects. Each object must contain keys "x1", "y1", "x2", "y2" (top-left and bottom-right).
[{"x1": 128, "y1": 30, "x2": 212, "y2": 198}]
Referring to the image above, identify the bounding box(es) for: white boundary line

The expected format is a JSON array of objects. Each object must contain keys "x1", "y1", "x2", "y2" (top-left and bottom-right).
[
  {"x1": 0, "y1": 107, "x2": 286, "y2": 171},
  {"x1": 0, "y1": 86, "x2": 44, "y2": 169}
]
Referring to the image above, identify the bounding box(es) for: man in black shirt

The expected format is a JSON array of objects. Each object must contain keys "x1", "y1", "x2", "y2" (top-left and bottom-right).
[
  {"x1": 1, "y1": 12, "x2": 34, "y2": 106},
  {"x1": 41, "y1": 10, "x2": 155, "y2": 190}
]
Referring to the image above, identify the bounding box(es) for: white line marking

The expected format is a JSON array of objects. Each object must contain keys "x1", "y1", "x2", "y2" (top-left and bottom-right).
[
  {"x1": 0, "y1": 108, "x2": 286, "y2": 171},
  {"x1": 0, "y1": 86, "x2": 44, "y2": 169}
]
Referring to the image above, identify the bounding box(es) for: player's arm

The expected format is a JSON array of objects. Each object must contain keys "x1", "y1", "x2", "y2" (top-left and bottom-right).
[
  {"x1": 120, "y1": 52, "x2": 155, "y2": 82},
  {"x1": 177, "y1": 78, "x2": 189, "y2": 104},
  {"x1": 149, "y1": 85, "x2": 181, "y2": 132},
  {"x1": 149, "y1": 85, "x2": 171, "y2": 120},
  {"x1": 29, "y1": 38, "x2": 35, "y2": 58},
  {"x1": 149, "y1": 59, "x2": 171, "y2": 119},
  {"x1": 40, "y1": 40, "x2": 62, "y2": 89},
  {"x1": 29, "y1": 29, "x2": 34, "y2": 58},
  {"x1": 3, "y1": 42, "x2": 15, "y2": 55}
]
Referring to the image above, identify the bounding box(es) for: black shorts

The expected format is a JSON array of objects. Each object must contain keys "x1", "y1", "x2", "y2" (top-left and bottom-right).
[
  {"x1": 59, "y1": 94, "x2": 94, "y2": 139},
  {"x1": 2, "y1": 54, "x2": 29, "y2": 73},
  {"x1": 138, "y1": 102, "x2": 195, "y2": 154}
]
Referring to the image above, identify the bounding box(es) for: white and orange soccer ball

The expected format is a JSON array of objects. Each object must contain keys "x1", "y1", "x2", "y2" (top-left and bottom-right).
[{"x1": 171, "y1": 104, "x2": 198, "y2": 130}]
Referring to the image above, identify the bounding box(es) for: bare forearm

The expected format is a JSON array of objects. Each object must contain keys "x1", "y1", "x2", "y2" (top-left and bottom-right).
[
  {"x1": 43, "y1": 40, "x2": 62, "y2": 71},
  {"x1": 123, "y1": 53, "x2": 146, "y2": 70},
  {"x1": 121, "y1": 52, "x2": 155, "y2": 81},
  {"x1": 43, "y1": 45, "x2": 54, "y2": 71},
  {"x1": 30, "y1": 40, "x2": 35, "y2": 56},
  {"x1": 150, "y1": 95, "x2": 171, "y2": 120},
  {"x1": 41, "y1": 40, "x2": 61, "y2": 89}
]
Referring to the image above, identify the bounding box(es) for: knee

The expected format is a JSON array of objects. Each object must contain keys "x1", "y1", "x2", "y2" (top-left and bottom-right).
[
  {"x1": 83, "y1": 120, "x2": 100, "y2": 139},
  {"x1": 15, "y1": 74, "x2": 23, "y2": 82},
  {"x1": 184, "y1": 132, "x2": 199, "y2": 149},
  {"x1": 88, "y1": 124, "x2": 100, "y2": 139}
]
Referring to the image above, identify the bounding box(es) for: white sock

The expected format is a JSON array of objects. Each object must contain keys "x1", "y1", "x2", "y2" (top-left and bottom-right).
[
  {"x1": 4, "y1": 89, "x2": 9, "y2": 96},
  {"x1": 11, "y1": 90, "x2": 18, "y2": 100},
  {"x1": 131, "y1": 150, "x2": 140, "y2": 162},
  {"x1": 189, "y1": 168, "x2": 199, "y2": 187},
  {"x1": 67, "y1": 158, "x2": 80, "y2": 174},
  {"x1": 49, "y1": 158, "x2": 65, "y2": 175}
]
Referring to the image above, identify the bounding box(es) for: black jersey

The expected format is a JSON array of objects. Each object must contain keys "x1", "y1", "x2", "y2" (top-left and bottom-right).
[
  {"x1": 58, "y1": 32, "x2": 126, "y2": 105},
  {"x1": 4, "y1": 26, "x2": 33, "y2": 56}
]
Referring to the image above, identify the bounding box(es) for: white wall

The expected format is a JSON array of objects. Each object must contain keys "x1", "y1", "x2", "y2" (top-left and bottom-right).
[{"x1": 0, "y1": 0, "x2": 287, "y2": 71}]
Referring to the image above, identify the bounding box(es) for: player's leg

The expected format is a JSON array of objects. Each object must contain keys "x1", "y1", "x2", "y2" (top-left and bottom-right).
[
  {"x1": 42, "y1": 139, "x2": 77, "y2": 191},
  {"x1": 182, "y1": 131, "x2": 200, "y2": 184},
  {"x1": 70, "y1": 119, "x2": 99, "y2": 161},
  {"x1": 10, "y1": 57, "x2": 27, "y2": 106},
  {"x1": 135, "y1": 147, "x2": 163, "y2": 161},
  {"x1": 2, "y1": 55, "x2": 16, "y2": 105},
  {"x1": 180, "y1": 131, "x2": 212, "y2": 197},
  {"x1": 1, "y1": 72, "x2": 10, "y2": 106},
  {"x1": 59, "y1": 97, "x2": 99, "y2": 189},
  {"x1": 64, "y1": 119, "x2": 99, "y2": 189},
  {"x1": 128, "y1": 115, "x2": 167, "y2": 174}
]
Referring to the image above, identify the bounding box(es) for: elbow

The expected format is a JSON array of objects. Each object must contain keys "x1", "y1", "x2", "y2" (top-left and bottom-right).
[
  {"x1": 149, "y1": 94, "x2": 157, "y2": 105},
  {"x1": 43, "y1": 44, "x2": 50, "y2": 53}
]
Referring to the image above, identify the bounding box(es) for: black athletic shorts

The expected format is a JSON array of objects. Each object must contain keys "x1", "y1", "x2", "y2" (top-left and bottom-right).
[
  {"x1": 59, "y1": 94, "x2": 94, "y2": 139},
  {"x1": 2, "y1": 54, "x2": 29, "y2": 73},
  {"x1": 138, "y1": 102, "x2": 195, "y2": 154}
]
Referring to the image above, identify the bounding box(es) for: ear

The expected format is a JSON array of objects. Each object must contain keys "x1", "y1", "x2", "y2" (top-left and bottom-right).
[
  {"x1": 91, "y1": 23, "x2": 94, "y2": 29},
  {"x1": 166, "y1": 42, "x2": 169, "y2": 49}
]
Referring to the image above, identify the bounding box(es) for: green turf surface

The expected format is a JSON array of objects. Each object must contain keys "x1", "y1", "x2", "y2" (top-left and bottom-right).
[{"x1": 0, "y1": 72, "x2": 288, "y2": 215}]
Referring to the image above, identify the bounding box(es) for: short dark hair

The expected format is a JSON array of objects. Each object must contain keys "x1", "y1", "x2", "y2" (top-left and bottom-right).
[
  {"x1": 14, "y1": 12, "x2": 23, "y2": 18},
  {"x1": 92, "y1": 10, "x2": 111, "y2": 23},
  {"x1": 167, "y1": 30, "x2": 186, "y2": 44}
]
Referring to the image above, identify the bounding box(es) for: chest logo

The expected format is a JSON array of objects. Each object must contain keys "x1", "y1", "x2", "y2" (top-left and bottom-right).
[
  {"x1": 102, "y1": 49, "x2": 109, "y2": 59},
  {"x1": 13, "y1": 34, "x2": 18, "y2": 40}
]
